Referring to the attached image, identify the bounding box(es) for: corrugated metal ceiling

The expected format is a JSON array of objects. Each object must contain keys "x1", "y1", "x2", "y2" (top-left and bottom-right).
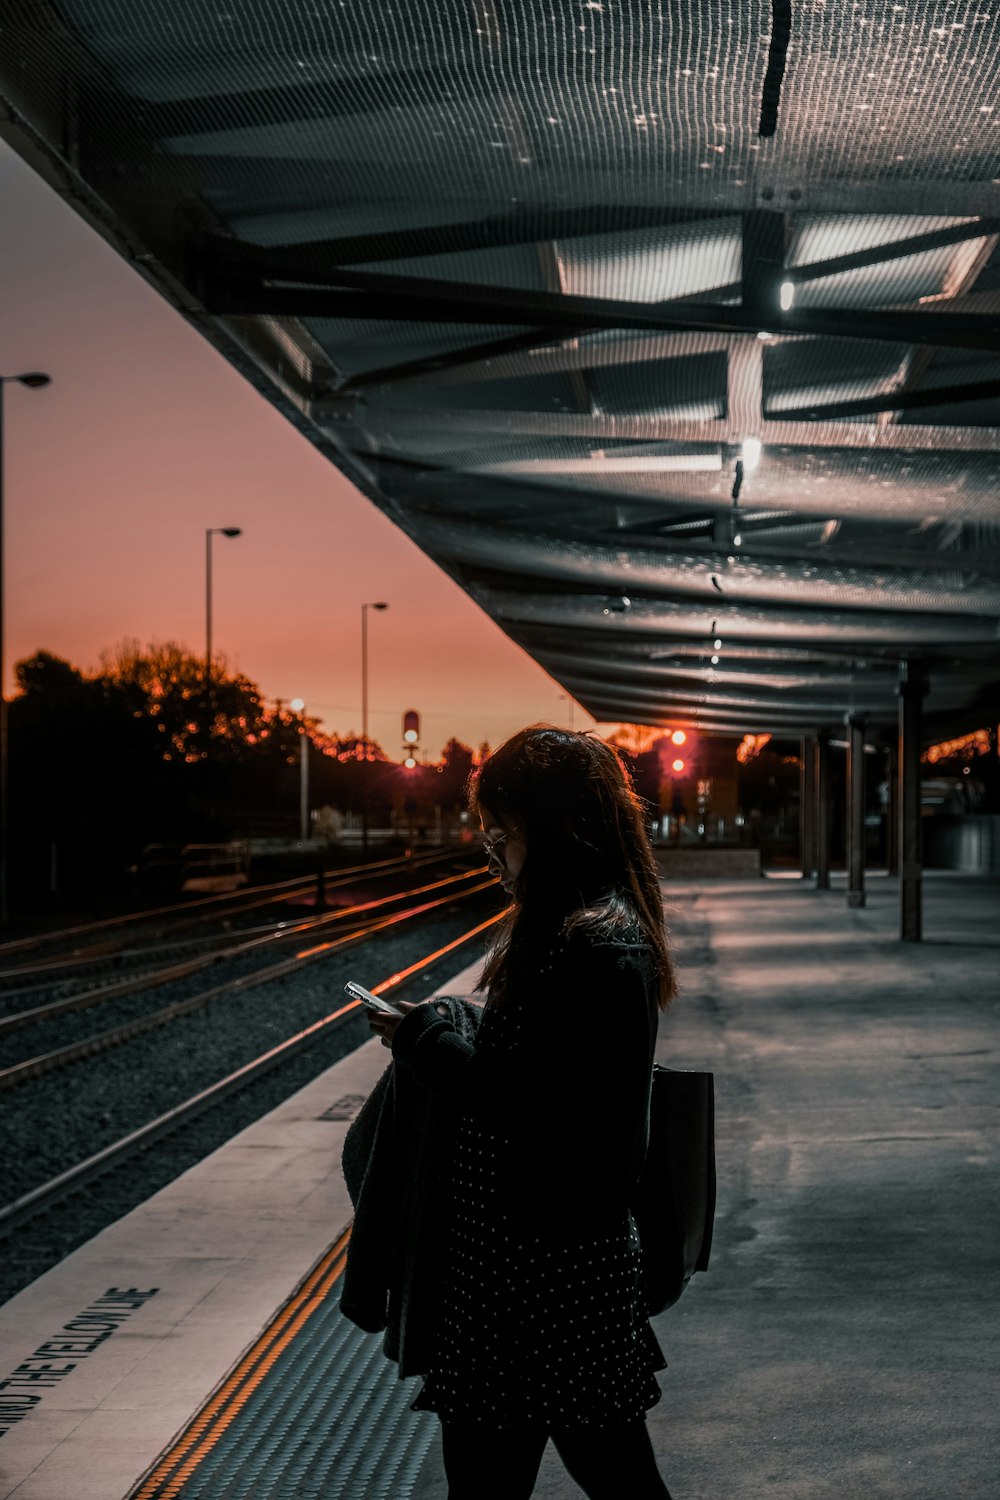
[{"x1": 1, "y1": 0, "x2": 999, "y2": 733}]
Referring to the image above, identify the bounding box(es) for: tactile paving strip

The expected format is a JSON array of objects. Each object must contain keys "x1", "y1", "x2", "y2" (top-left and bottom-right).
[{"x1": 129, "y1": 1228, "x2": 437, "y2": 1499}]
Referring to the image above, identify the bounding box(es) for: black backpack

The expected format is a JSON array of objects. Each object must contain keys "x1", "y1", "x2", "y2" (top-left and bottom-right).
[{"x1": 630, "y1": 1066, "x2": 717, "y2": 1314}]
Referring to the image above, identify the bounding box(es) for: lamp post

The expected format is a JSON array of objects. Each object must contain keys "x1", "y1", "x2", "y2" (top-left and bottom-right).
[
  {"x1": 361, "y1": 601, "x2": 388, "y2": 858},
  {"x1": 205, "y1": 526, "x2": 242, "y2": 693},
  {"x1": 1, "y1": 372, "x2": 51, "y2": 926},
  {"x1": 290, "y1": 698, "x2": 309, "y2": 842}
]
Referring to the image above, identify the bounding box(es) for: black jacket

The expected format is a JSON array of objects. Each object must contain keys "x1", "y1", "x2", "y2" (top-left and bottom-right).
[
  {"x1": 339, "y1": 931, "x2": 658, "y2": 1375},
  {"x1": 339, "y1": 996, "x2": 481, "y2": 1375}
]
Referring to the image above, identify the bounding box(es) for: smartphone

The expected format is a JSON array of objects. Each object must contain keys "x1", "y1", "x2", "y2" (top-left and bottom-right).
[{"x1": 345, "y1": 980, "x2": 404, "y2": 1018}]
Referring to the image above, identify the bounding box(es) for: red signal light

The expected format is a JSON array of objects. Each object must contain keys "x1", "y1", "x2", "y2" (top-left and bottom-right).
[
  {"x1": 672, "y1": 758, "x2": 685, "y2": 773},
  {"x1": 671, "y1": 730, "x2": 687, "y2": 746}
]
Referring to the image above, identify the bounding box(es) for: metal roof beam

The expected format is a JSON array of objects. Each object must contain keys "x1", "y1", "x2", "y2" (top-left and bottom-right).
[
  {"x1": 771, "y1": 375, "x2": 1000, "y2": 423},
  {"x1": 535, "y1": 648, "x2": 908, "y2": 690},
  {"x1": 378, "y1": 464, "x2": 1000, "y2": 571},
  {"x1": 193, "y1": 209, "x2": 730, "y2": 273},
  {"x1": 476, "y1": 588, "x2": 999, "y2": 645},
  {"x1": 338, "y1": 326, "x2": 566, "y2": 393},
  {"x1": 212, "y1": 270, "x2": 1000, "y2": 352},
  {"x1": 343, "y1": 325, "x2": 739, "y2": 394},
  {"x1": 576, "y1": 690, "x2": 858, "y2": 730},
  {"x1": 195, "y1": 215, "x2": 1000, "y2": 290},
  {"x1": 788, "y1": 218, "x2": 1000, "y2": 285},
  {"x1": 509, "y1": 621, "x2": 988, "y2": 669},
  {"x1": 412, "y1": 516, "x2": 1000, "y2": 615},
  {"x1": 371, "y1": 329, "x2": 738, "y2": 392},
  {"x1": 355, "y1": 404, "x2": 1000, "y2": 454},
  {"x1": 559, "y1": 676, "x2": 898, "y2": 716}
]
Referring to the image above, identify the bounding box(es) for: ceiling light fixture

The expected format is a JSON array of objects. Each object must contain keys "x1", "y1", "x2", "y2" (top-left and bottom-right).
[
  {"x1": 742, "y1": 437, "x2": 762, "y2": 471},
  {"x1": 779, "y1": 280, "x2": 795, "y2": 311}
]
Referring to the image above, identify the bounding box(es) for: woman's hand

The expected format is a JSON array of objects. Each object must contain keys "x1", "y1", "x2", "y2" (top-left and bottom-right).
[
  {"x1": 367, "y1": 998, "x2": 421, "y2": 1049},
  {"x1": 370, "y1": 1002, "x2": 452, "y2": 1050}
]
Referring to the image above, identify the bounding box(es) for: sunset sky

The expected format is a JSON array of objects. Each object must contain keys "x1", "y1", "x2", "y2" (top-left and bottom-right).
[{"x1": 0, "y1": 138, "x2": 608, "y2": 759}]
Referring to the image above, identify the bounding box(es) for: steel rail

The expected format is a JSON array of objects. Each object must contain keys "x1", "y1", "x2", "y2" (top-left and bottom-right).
[
  {"x1": 0, "y1": 849, "x2": 454, "y2": 962},
  {"x1": 0, "y1": 877, "x2": 497, "y2": 1092},
  {"x1": 0, "y1": 907, "x2": 502, "y2": 1236},
  {"x1": 0, "y1": 864, "x2": 489, "y2": 1041},
  {"x1": 0, "y1": 858, "x2": 473, "y2": 998}
]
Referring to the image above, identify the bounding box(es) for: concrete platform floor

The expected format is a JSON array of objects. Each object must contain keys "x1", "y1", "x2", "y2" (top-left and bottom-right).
[{"x1": 412, "y1": 872, "x2": 1000, "y2": 1500}]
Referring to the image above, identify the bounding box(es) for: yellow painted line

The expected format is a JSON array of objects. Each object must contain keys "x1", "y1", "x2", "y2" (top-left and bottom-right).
[{"x1": 130, "y1": 1229, "x2": 351, "y2": 1499}]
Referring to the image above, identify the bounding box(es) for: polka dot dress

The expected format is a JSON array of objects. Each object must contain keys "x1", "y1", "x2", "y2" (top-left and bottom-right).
[{"x1": 410, "y1": 977, "x2": 667, "y2": 1430}]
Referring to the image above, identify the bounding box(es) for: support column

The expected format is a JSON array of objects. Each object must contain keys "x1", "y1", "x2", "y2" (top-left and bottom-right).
[
  {"x1": 846, "y1": 714, "x2": 867, "y2": 908},
  {"x1": 800, "y1": 736, "x2": 817, "y2": 879},
  {"x1": 886, "y1": 740, "x2": 899, "y2": 876},
  {"x1": 815, "y1": 729, "x2": 831, "y2": 889},
  {"x1": 898, "y1": 661, "x2": 926, "y2": 941}
]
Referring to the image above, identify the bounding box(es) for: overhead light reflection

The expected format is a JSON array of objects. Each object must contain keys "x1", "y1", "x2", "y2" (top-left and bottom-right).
[{"x1": 741, "y1": 437, "x2": 761, "y2": 471}]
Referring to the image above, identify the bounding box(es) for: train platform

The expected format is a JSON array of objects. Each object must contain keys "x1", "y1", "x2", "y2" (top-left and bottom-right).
[{"x1": 1, "y1": 872, "x2": 997, "y2": 1500}]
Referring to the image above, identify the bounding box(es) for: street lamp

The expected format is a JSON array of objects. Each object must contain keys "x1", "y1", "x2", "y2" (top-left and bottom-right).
[
  {"x1": 205, "y1": 526, "x2": 242, "y2": 692},
  {"x1": 290, "y1": 698, "x2": 309, "y2": 843},
  {"x1": 361, "y1": 601, "x2": 388, "y2": 857},
  {"x1": 1, "y1": 372, "x2": 52, "y2": 925}
]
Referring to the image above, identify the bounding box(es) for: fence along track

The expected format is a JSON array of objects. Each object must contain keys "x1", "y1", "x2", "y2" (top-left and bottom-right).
[
  {"x1": 0, "y1": 908, "x2": 502, "y2": 1236},
  {"x1": 0, "y1": 876, "x2": 497, "y2": 1093}
]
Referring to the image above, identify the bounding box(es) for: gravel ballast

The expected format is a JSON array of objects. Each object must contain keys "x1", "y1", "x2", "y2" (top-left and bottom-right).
[{"x1": 0, "y1": 893, "x2": 496, "y2": 1304}]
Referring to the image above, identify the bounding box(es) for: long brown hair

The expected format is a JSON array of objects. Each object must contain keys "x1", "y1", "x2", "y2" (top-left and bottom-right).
[{"x1": 469, "y1": 726, "x2": 677, "y2": 1011}]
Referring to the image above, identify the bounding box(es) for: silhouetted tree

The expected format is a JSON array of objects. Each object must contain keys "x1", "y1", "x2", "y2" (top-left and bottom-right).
[{"x1": 438, "y1": 737, "x2": 476, "y2": 810}]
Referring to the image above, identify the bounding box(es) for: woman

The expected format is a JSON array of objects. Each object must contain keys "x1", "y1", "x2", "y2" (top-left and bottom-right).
[{"x1": 368, "y1": 726, "x2": 678, "y2": 1499}]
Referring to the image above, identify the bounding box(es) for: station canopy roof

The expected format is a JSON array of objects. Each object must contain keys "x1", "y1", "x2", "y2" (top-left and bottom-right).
[{"x1": 3, "y1": 0, "x2": 1000, "y2": 738}]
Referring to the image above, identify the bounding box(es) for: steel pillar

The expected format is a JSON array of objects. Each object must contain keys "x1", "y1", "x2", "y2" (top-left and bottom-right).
[
  {"x1": 815, "y1": 730, "x2": 831, "y2": 889},
  {"x1": 846, "y1": 715, "x2": 867, "y2": 908},
  {"x1": 801, "y1": 736, "x2": 817, "y2": 879},
  {"x1": 898, "y1": 662, "x2": 926, "y2": 941},
  {"x1": 886, "y1": 740, "x2": 899, "y2": 876}
]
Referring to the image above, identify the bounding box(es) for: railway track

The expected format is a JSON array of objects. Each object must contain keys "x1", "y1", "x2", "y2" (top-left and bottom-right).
[
  {"x1": 0, "y1": 848, "x2": 456, "y2": 968},
  {"x1": 0, "y1": 903, "x2": 502, "y2": 1241},
  {"x1": 0, "y1": 853, "x2": 475, "y2": 1024},
  {"x1": 0, "y1": 865, "x2": 494, "y2": 1086}
]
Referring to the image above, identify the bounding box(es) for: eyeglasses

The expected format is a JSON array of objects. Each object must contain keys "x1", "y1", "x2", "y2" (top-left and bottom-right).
[{"x1": 483, "y1": 831, "x2": 510, "y2": 862}]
